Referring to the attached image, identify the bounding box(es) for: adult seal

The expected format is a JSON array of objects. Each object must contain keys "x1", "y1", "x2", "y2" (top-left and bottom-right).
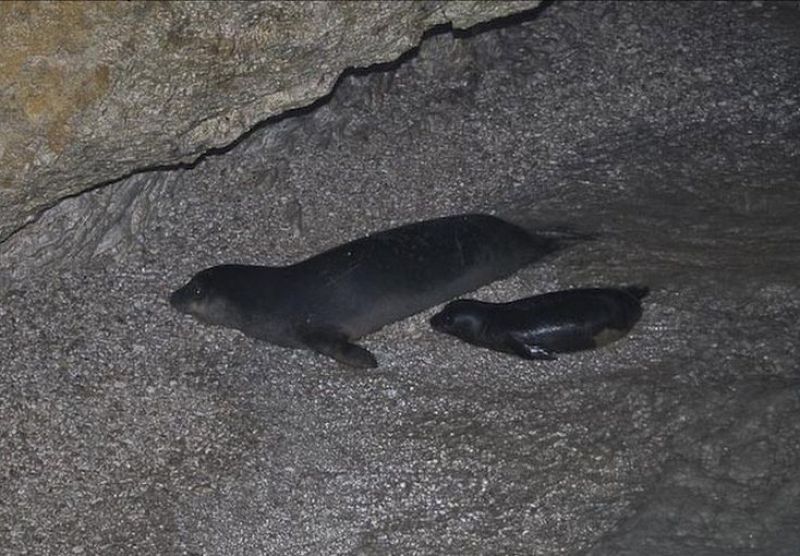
[
  {"x1": 169, "y1": 213, "x2": 584, "y2": 368},
  {"x1": 429, "y1": 286, "x2": 648, "y2": 360}
]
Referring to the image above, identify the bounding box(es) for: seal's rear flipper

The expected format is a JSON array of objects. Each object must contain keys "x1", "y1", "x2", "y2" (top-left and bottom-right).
[
  {"x1": 531, "y1": 227, "x2": 599, "y2": 243},
  {"x1": 301, "y1": 329, "x2": 378, "y2": 369},
  {"x1": 498, "y1": 212, "x2": 599, "y2": 244},
  {"x1": 515, "y1": 221, "x2": 599, "y2": 261},
  {"x1": 507, "y1": 332, "x2": 557, "y2": 361},
  {"x1": 623, "y1": 285, "x2": 650, "y2": 300}
]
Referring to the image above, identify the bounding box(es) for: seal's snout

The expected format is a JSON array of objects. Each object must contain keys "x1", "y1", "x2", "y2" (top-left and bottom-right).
[
  {"x1": 168, "y1": 284, "x2": 191, "y2": 312},
  {"x1": 428, "y1": 303, "x2": 459, "y2": 334},
  {"x1": 429, "y1": 309, "x2": 453, "y2": 332}
]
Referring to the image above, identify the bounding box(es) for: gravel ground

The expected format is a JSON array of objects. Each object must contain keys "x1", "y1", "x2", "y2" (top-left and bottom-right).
[{"x1": 2, "y1": 1, "x2": 799, "y2": 555}]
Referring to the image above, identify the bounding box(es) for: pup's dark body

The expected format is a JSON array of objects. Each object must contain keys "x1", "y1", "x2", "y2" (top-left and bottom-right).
[
  {"x1": 170, "y1": 214, "x2": 573, "y2": 368},
  {"x1": 430, "y1": 287, "x2": 648, "y2": 360}
]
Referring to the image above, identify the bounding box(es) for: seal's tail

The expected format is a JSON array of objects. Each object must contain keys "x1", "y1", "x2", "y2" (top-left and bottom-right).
[
  {"x1": 525, "y1": 226, "x2": 599, "y2": 258},
  {"x1": 623, "y1": 285, "x2": 650, "y2": 300}
]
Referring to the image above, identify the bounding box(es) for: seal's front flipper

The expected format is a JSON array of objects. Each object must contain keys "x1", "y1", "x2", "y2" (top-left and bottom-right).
[
  {"x1": 507, "y1": 332, "x2": 557, "y2": 361},
  {"x1": 301, "y1": 329, "x2": 378, "y2": 369}
]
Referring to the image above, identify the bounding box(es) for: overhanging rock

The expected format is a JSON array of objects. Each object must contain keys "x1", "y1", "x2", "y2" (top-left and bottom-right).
[{"x1": 0, "y1": 0, "x2": 538, "y2": 243}]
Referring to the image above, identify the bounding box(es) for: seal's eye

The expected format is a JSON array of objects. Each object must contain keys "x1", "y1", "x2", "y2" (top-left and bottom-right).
[
  {"x1": 191, "y1": 284, "x2": 204, "y2": 299},
  {"x1": 451, "y1": 313, "x2": 483, "y2": 338}
]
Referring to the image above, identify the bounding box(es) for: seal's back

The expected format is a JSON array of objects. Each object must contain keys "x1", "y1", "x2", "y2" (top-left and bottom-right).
[{"x1": 286, "y1": 214, "x2": 563, "y2": 337}]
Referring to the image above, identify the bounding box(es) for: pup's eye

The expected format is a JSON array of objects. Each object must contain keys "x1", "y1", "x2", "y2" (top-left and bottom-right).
[{"x1": 192, "y1": 285, "x2": 203, "y2": 298}]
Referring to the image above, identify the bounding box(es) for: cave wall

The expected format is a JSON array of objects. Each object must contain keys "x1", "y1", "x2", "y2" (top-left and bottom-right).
[{"x1": 0, "y1": 0, "x2": 538, "y2": 242}]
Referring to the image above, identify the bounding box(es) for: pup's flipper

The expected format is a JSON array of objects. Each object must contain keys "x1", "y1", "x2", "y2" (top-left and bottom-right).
[{"x1": 507, "y1": 332, "x2": 557, "y2": 361}]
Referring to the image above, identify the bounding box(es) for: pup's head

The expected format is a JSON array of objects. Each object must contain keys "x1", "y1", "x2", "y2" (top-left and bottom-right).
[
  {"x1": 169, "y1": 265, "x2": 253, "y2": 327},
  {"x1": 429, "y1": 300, "x2": 489, "y2": 344}
]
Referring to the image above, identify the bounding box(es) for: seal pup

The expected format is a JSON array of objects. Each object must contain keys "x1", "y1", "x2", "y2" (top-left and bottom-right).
[
  {"x1": 170, "y1": 214, "x2": 585, "y2": 368},
  {"x1": 429, "y1": 286, "x2": 648, "y2": 360}
]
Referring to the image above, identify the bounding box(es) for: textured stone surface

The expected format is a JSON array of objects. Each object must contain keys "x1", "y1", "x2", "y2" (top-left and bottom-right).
[
  {"x1": 0, "y1": 0, "x2": 537, "y2": 243},
  {"x1": 2, "y1": 1, "x2": 799, "y2": 554}
]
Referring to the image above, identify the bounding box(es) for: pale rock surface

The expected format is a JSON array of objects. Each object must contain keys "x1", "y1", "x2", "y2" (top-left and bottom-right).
[{"x1": 0, "y1": 0, "x2": 537, "y2": 242}]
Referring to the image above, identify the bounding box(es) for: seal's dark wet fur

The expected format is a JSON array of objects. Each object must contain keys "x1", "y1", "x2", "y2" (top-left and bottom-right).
[
  {"x1": 170, "y1": 214, "x2": 583, "y2": 368},
  {"x1": 430, "y1": 287, "x2": 648, "y2": 360}
]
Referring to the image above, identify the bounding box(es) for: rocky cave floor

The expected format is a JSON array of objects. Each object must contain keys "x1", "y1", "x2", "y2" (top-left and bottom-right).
[{"x1": 2, "y1": 2, "x2": 799, "y2": 555}]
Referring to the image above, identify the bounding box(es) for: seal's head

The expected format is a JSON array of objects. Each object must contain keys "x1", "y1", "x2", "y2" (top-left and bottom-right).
[
  {"x1": 429, "y1": 300, "x2": 490, "y2": 344},
  {"x1": 169, "y1": 265, "x2": 258, "y2": 328}
]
